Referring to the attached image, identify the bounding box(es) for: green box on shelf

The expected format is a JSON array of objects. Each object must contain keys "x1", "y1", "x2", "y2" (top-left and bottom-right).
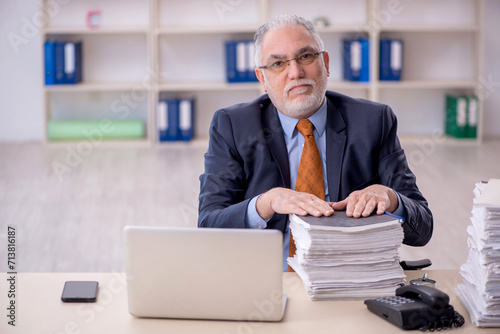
[
  {"x1": 445, "y1": 95, "x2": 478, "y2": 139},
  {"x1": 465, "y1": 96, "x2": 478, "y2": 139},
  {"x1": 47, "y1": 120, "x2": 145, "y2": 140}
]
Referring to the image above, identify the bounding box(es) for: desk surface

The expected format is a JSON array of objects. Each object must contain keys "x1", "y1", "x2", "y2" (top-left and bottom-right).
[{"x1": 1, "y1": 270, "x2": 497, "y2": 333}]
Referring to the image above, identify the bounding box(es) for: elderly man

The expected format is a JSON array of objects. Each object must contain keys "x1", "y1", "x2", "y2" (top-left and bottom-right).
[{"x1": 198, "y1": 15, "x2": 433, "y2": 271}]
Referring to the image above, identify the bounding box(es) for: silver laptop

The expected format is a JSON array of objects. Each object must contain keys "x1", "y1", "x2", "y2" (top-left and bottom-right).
[{"x1": 123, "y1": 226, "x2": 286, "y2": 321}]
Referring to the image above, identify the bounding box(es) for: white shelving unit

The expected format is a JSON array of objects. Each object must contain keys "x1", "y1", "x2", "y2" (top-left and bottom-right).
[
  {"x1": 40, "y1": 0, "x2": 154, "y2": 144},
  {"x1": 41, "y1": 0, "x2": 484, "y2": 144},
  {"x1": 374, "y1": 0, "x2": 484, "y2": 140}
]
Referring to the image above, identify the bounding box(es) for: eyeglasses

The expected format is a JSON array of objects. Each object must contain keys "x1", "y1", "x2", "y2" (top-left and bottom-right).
[{"x1": 258, "y1": 51, "x2": 325, "y2": 73}]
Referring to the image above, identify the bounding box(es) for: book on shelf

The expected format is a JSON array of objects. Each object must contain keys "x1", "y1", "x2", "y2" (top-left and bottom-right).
[
  {"x1": 225, "y1": 40, "x2": 258, "y2": 83},
  {"x1": 45, "y1": 40, "x2": 82, "y2": 85},
  {"x1": 456, "y1": 179, "x2": 500, "y2": 327},
  {"x1": 379, "y1": 39, "x2": 403, "y2": 81},
  {"x1": 445, "y1": 95, "x2": 478, "y2": 139},
  {"x1": 466, "y1": 96, "x2": 478, "y2": 138},
  {"x1": 157, "y1": 98, "x2": 195, "y2": 142},
  {"x1": 342, "y1": 39, "x2": 369, "y2": 82},
  {"x1": 288, "y1": 210, "x2": 405, "y2": 301},
  {"x1": 55, "y1": 41, "x2": 65, "y2": 84},
  {"x1": 158, "y1": 99, "x2": 179, "y2": 141},
  {"x1": 64, "y1": 41, "x2": 82, "y2": 84},
  {"x1": 44, "y1": 41, "x2": 56, "y2": 85},
  {"x1": 178, "y1": 99, "x2": 195, "y2": 141}
]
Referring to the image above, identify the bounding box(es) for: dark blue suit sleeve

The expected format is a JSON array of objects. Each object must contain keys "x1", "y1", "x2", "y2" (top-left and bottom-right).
[
  {"x1": 377, "y1": 106, "x2": 433, "y2": 246},
  {"x1": 198, "y1": 109, "x2": 250, "y2": 228}
]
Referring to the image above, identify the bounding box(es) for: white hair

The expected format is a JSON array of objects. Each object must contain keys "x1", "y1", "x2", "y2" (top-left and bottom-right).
[{"x1": 253, "y1": 15, "x2": 324, "y2": 67}]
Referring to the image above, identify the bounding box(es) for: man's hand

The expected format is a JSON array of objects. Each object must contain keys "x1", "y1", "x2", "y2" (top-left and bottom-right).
[
  {"x1": 256, "y1": 187, "x2": 334, "y2": 220},
  {"x1": 330, "y1": 184, "x2": 398, "y2": 218}
]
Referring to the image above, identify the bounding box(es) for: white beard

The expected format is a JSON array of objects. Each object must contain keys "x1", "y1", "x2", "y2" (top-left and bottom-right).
[{"x1": 268, "y1": 75, "x2": 328, "y2": 119}]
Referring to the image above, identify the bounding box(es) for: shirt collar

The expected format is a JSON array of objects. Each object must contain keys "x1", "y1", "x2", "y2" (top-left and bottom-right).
[{"x1": 277, "y1": 97, "x2": 327, "y2": 139}]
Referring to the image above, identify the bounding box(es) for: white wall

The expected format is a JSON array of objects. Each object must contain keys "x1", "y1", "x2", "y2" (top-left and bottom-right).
[
  {"x1": 482, "y1": 0, "x2": 500, "y2": 138},
  {"x1": 0, "y1": 0, "x2": 44, "y2": 141},
  {"x1": 0, "y1": 0, "x2": 499, "y2": 141}
]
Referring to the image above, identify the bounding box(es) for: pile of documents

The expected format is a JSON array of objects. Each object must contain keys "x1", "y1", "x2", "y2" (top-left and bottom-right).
[
  {"x1": 456, "y1": 179, "x2": 500, "y2": 327},
  {"x1": 288, "y1": 211, "x2": 405, "y2": 300}
]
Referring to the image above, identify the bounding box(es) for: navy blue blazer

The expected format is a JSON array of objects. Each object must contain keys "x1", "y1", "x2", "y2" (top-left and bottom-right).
[{"x1": 198, "y1": 91, "x2": 433, "y2": 246}]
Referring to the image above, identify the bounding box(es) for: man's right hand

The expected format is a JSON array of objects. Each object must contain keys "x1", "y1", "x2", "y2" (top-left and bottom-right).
[{"x1": 256, "y1": 187, "x2": 334, "y2": 220}]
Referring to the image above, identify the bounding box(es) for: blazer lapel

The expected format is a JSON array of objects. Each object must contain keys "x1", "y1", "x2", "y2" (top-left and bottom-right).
[
  {"x1": 261, "y1": 102, "x2": 291, "y2": 189},
  {"x1": 325, "y1": 98, "x2": 347, "y2": 202}
]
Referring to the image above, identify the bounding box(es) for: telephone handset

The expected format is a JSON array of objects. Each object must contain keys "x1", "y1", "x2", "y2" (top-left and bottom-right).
[{"x1": 365, "y1": 285, "x2": 465, "y2": 331}]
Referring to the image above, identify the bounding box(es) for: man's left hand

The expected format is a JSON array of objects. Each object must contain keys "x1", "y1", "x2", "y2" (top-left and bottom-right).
[{"x1": 330, "y1": 184, "x2": 398, "y2": 218}]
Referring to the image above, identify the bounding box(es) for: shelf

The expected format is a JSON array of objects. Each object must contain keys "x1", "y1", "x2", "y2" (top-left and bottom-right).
[
  {"x1": 318, "y1": 25, "x2": 370, "y2": 33},
  {"x1": 377, "y1": 80, "x2": 477, "y2": 89},
  {"x1": 156, "y1": 25, "x2": 259, "y2": 35},
  {"x1": 45, "y1": 138, "x2": 151, "y2": 147},
  {"x1": 44, "y1": 26, "x2": 149, "y2": 35},
  {"x1": 44, "y1": 82, "x2": 149, "y2": 92},
  {"x1": 156, "y1": 137, "x2": 209, "y2": 148},
  {"x1": 327, "y1": 81, "x2": 370, "y2": 90},
  {"x1": 399, "y1": 134, "x2": 480, "y2": 146},
  {"x1": 159, "y1": 82, "x2": 261, "y2": 92},
  {"x1": 380, "y1": 24, "x2": 479, "y2": 33},
  {"x1": 159, "y1": 81, "x2": 370, "y2": 93}
]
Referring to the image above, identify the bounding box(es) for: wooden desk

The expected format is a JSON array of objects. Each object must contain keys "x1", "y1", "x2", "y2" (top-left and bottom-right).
[{"x1": 1, "y1": 270, "x2": 497, "y2": 333}]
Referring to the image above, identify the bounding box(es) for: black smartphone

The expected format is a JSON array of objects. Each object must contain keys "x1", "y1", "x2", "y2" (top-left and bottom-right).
[{"x1": 61, "y1": 281, "x2": 99, "y2": 302}]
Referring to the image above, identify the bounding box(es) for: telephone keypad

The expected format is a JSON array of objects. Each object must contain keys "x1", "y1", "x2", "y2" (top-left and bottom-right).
[{"x1": 374, "y1": 296, "x2": 416, "y2": 307}]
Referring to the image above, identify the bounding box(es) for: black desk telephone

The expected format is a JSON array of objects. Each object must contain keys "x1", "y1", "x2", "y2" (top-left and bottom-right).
[{"x1": 365, "y1": 285, "x2": 465, "y2": 331}]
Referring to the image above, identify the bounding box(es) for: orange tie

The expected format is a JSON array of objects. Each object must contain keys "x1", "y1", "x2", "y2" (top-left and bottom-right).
[{"x1": 289, "y1": 119, "x2": 325, "y2": 272}]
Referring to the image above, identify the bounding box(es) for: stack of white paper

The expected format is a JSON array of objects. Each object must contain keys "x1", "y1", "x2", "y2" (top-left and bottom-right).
[
  {"x1": 456, "y1": 179, "x2": 500, "y2": 327},
  {"x1": 287, "y1": 211, "x2": 405, "y2": 300}
]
